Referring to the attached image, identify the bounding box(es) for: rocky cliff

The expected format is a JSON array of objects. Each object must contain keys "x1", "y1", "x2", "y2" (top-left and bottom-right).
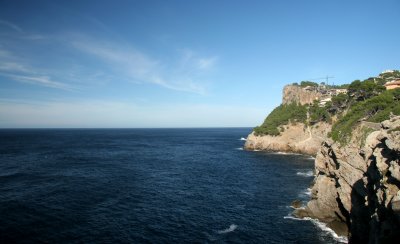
[
  {"x1": 244, "y1": 122, "x2": 331, "y2": 156},
  {"x1": 244, "y1": 84, "x2": 329, "y2": 155},
  {"x1": 282, "y1": 85, "x2": 321, "y2": 105},
  {"x1": 249, "y1": 75, "x2": 400, "y2": 242},
  {"x1": 299, "y1": 116, "x2": 400, "y2": 243}
]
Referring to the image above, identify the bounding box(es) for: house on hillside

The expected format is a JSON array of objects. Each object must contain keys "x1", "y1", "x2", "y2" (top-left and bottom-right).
[
  {"x1": 335, "y1": 89, "x2": 348, "y2": 95},
  {"x1": 319, "y1": 97, "x2": 332, "y2": 107},
  {"x1": 303, "y1": 86, "x2": 316, "y2": 91},
  {"x1": 384, "y1": 79, "x2": 400, "y2": 90}
]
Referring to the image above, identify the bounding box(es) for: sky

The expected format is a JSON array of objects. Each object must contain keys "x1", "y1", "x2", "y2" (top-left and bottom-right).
[{"x1": 0, "y1": 0, "x2": 399, "y2": 128}]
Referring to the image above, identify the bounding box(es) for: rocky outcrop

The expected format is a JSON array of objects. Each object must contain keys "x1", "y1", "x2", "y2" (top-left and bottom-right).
[
  {"x1": 244, "y1": 84, "x2": 331, "y2": 155},
  {"x1": 244, "y1": 122, "x2": 331, "y2": 156},
  {"x1": 301, "y1": 116, "x2": 400, "y2": 243},
  {"x1": 282, "y1": 85, "x2": 321, "y2": 105}
]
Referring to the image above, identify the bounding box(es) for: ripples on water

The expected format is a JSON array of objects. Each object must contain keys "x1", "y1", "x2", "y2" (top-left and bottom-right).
[{"x1": 0, "y1": 128, "x2": 343, "y2": 243}]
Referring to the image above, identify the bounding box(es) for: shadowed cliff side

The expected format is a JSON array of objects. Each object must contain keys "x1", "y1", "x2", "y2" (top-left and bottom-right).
[{"x1": 301, "y1": 116, "x2": 400, "y2": 243}]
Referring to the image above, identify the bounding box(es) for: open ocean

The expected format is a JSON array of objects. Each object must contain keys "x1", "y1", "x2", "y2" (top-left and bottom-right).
[{"x1": 0, "y1": 128, "x2": 345, "y2": 243}]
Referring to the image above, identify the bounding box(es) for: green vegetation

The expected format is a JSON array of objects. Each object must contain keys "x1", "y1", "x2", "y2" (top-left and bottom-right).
[
  {"x1": 329, "y1": 89, "x2": 400, "y2": 143},
  {"x1": 309, "y1": 101, "x2": 331, "y2": 123},
  {"x1": 360, "y1": 127, "x2": 375, "y2": 148},
  {"x1": 328, "y1": 93, "x2": 348, "y2": 113},
  {"x1": 253, "y1": 101, "x2": 332, "y2": 136},
  {"x1": 300, "y1": 81, "x2": 318, "y2": 87},
  {"x1": 379, "y1": 70, "x2": 400, "y2": 80},
  {"x1": 254, "y1": 70, "x2": 400, "y2": 140},
  {"x1": 254, "y1": 103, "x2": 307, "y2": 136},
  {"x1": 347, "y1": 79, "x2": 385, "y2": 101},
  {"x1": 327, "y1": 84, "x2": 350, "y2": 89}
]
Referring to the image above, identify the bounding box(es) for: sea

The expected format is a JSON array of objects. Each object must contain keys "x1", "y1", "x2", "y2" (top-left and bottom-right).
[{"x1": 0, "y1": 128, "x2": 346, "y2": 243}]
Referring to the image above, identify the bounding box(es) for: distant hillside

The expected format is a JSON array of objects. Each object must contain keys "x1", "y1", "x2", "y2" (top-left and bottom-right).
[{"x1": 251, "y1": 70, "x2": 400, "y2": 144}]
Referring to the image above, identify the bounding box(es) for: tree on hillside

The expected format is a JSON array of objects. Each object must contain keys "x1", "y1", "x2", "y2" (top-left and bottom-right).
[
  {"x1": 300, "y1": 81, "x2": 318, "y2": 87},
  {"x1": 348, "y1": 79, "x2": 385, "y2": 101}
]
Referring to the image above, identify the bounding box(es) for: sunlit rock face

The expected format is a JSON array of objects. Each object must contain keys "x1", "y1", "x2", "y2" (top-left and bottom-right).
[
  {"x1": 305, "y1": 116, "x2": 400, "y2": 243},
  {"x1": 244, "y1": 122, "x2": 331, "y2": 156}
]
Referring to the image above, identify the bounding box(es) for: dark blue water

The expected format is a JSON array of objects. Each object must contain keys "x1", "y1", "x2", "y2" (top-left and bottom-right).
[{"x1": 0, "y1": 128, "x2": 341, "y2": 243}]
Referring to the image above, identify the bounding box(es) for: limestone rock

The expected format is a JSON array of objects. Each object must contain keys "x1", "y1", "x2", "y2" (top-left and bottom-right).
[
  {"x1": 305, "y1": 116, "x2": 400, "y2": 243},
  {"x1": 244, "y1": 122, "x2": 331, "y2": 156},
  {"x1": 282, "y1": 85, "x2": 321, "y2": 105}
]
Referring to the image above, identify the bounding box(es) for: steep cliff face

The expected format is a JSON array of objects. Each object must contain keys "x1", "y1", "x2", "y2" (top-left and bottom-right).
[
  {"x1": 282, "y1": 85, "x2": 321, "y2": 105},
  {"x1": 303, "y1": 116, "x2": 400, "y2": 243},
  {"x1": 245, "y1": 85, "x2": 330, "y2": 155},
  {"x1": 244, "y1": 122, "x2": 331, "y2": 156}
]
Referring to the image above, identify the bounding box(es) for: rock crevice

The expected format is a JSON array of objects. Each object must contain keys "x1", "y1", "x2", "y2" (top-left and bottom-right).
[{"x1": 302, "y1": 116, "x2": 400, "y2": 243}]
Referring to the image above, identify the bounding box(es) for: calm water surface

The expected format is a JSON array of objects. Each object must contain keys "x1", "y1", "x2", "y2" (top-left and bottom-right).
[{"x1": 0, "y1": 128, "x2": 342, "y2": 243}]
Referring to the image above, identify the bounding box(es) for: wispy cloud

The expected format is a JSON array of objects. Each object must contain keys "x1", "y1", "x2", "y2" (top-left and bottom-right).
[
  {"x1": 0, "y1": 19, "x2": 218, "y2": 94},
  {"x1": 0, "y1": 61, "x2": 32, "y2": 73},
  {"x1": 0, "y1": 19, "x2": 47, "y2": 40},
  {"x1": 0, "y1": 20, "x2": 23, "y2": 33},
  {"x1": 70, "y1": 35, "x2": 217, "y2": 94},
  {"x1": 0, "y1": 48, "x2": 72, "y2": 90},
  {"x1": 197, "y1": 57, "x2": 218, "y2": 70},
  {"x1": 4, "y1": 74, "x2": 72, "y2": 90},
  {"x1": 178, "y1": 48, "x2": 217, "y2": 71}
]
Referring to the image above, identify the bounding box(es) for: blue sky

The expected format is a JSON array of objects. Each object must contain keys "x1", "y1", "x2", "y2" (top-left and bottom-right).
[{"x1": 0, "y1": 0, "x2": 399, "y2": 128}]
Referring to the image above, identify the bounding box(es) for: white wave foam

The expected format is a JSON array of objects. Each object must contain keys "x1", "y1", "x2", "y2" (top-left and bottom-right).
[
  {"x1": 235, "y1": 147, "x2": 243, "y2": 151},
  {"x1": 296, "y1": 170, "x2": 314, "y2": 177},
  {"x1": 284, "y1": 215, "x2": 348, "y2": 243},
  {"x1": 284, "y1": 215, "x2": 312, "y2": 221},
  {"x1": 311, "y1": 219, "x2": 348, "y2": 243},
  {"x1": 270, "y1": 151, "x2": 302, "y2": 156},
  {"x1": 239, "y1": 137, "x2": 247, "y2": 141},
  {"x1": 289, "y1": 205, "x2": 306, "y2": 210},
  {"x1": 298, "y1": 188, "x2": 312, "y2": 198},
  {"x1": 217, "y1": 224, "x2": 237, "y2": 234}
]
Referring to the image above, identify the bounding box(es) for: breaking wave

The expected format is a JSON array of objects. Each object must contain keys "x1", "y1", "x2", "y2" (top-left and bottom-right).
[
  {"x1": 298, "y1": 188, "x2": 312, "y2": 198},
  {"x1": 284, "y1": 215, "x2": 348, "y2": 243},
  {"x1": 296, "y1": 170, "x2": 314, "y2": 177},
  {"x1": 217, "y1": 224, "x2": 237, "y2": 234}
]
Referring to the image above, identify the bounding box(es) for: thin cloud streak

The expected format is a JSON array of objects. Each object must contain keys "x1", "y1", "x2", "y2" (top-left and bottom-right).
[
  {"x1": 0, "y1": 62, "x2": 32, "y2": 73},
  {"x1": 197, "y1": 57, "x2": 218, "y2": 70},
  {"x1": 0, "y1": 20, "x2": 23, "y2": 32},
  {"x1": 0, "y1": 48, "x2": 73, "y2": 91},
  {"x1": 70, "y1": 35, "x2": 216, "y2": 94},
  {"x1": 5, "y1": 74, "x2": 72, "y2": 90},
  {"x1": 0, "y1": 21, "x2": 217, "y2": 94}
]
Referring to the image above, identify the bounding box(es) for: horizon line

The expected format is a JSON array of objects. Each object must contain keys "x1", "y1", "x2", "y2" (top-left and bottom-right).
[{"x1": 0, "y1": 126, "x2": 254, "y2": 130}]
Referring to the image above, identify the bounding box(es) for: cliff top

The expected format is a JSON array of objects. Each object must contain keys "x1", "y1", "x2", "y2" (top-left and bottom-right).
[{"x1": 254, "y1": 70, "x2": 400, "y2": 143}]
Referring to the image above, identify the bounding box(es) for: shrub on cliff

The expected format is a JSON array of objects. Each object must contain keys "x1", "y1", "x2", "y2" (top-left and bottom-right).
[
  {"x1": 330, "y1": 89, "x2": 400, "y2": 143},
  {"x1": 300, "y1": 81, "x2": 318, "y2": 87},
  {"x1": 347, "y1": 79, "x2": 385, "y2": 101},
  {"x1": 379, "y1": 70, "x2": 400, "y2": 80},
  {"x1": 254, "y1": 103, "x2": 307, "y2": 136},
  {"x1": 309, "y1": 101, "x2": 331, "y2": 123}
]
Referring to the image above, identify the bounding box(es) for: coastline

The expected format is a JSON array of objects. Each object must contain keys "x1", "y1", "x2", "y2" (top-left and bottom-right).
[
  {"x1": 244, "y1": 141, "x2": 349, "y2": 242},
  {"x1": 244, "y1": 122, "x2": 331, "y2": 156}
]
